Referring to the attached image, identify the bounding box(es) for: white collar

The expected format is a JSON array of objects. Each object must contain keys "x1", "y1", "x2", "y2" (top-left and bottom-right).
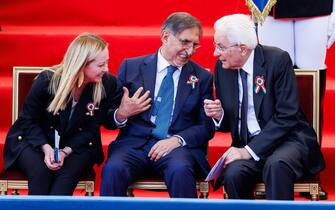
[
  {"x1": 157, "y1": 49, "x2": 183, "y2": 72},
  {"x1": 242, "y1": 50, "x2": 254, "y2": 74}
]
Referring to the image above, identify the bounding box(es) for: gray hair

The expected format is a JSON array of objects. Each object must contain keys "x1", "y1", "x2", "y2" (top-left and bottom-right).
[
  {"x1": 161, "y1": 12, "x2": 203, "y2": 36},
  {"x1": 214, "y1": 14, "x2": 257, "y2": 49}
]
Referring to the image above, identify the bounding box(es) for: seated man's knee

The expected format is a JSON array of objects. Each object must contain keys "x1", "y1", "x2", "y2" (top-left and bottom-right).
[
  {"x1": 166, "y1": 162, "x2": 194, "y2": 178},
  {"x1": 102, "y1": 158, "x2": 127, "y2": 178},
  {"x1": 263, "y1": 159, "x2": 292, "y2": 177},
  {"x1": 223, "y1": 161, "x2": 247, "y2": 183}
]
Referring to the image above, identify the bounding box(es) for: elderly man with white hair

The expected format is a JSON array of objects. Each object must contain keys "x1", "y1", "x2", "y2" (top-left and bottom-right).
[{"x1": 204, "y1": 14, "x2": 325, "y2": 200}]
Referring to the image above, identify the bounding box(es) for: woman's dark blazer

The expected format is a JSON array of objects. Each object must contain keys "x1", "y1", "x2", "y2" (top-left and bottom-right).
[{"x1": 4, "y1": 70, "x2": 119, "y2": 170}]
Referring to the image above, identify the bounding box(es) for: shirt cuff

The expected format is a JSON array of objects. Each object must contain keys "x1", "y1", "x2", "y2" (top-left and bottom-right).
[
  {"x1": 173, "y1": 135, "x2": 186, "y2": 146},
  {"x1": 212, "y1": 109, "x2": 224, "y2": 130},
  {"x1": 245, "y1": 145, "x2": 260, "y2": 161},
  {"x1": 114, "y1": 108, "x2": 127, "y2": 128}
]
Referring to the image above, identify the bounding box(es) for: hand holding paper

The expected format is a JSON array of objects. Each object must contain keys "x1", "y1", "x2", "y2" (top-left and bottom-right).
[
  {"x1": 205, "y1": 151, "x2": 231, "y2": 182},
  {"x1": 54, "y1": 130, "x2": 60, "y2": 163},
  {"x1": 41, "y1": 144, "x2": 59, "y2": 170}
]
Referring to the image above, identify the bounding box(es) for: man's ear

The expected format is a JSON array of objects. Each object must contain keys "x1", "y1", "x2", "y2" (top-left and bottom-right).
[
  {"x1": 239, "y1": 44, "x2": 249, "y2": 55},
  {"x1": 160, "y1": 30, "x2": 170, "y2": 44}
]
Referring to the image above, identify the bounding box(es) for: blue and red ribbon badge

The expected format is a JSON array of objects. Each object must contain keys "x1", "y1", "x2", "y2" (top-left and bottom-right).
[
  {"x1": 254, "y1": 76, "x2": 267, "y2": 94},
  {"x1": 86, "y1": 102, "x2": 99, "y2": 116},
  {"x1": 187, "y1": 75, "x2": 199, "y2": 89}
]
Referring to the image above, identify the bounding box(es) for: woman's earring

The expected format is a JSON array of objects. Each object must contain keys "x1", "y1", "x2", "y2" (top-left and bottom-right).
[{"x1": 77, "y1": 71, "x2": 84, "y2": 88}]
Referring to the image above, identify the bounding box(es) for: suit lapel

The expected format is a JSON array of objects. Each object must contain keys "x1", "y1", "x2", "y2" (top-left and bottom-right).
[
  {"x1": 141, "y1": 53, "x2": 158, "y2": 120},
  {"x1": 59, "y1": 101, "x2": 72, "y2": 134},
  {"x1": 253, "y1": 45, "x2": 266, "y2": 117},
  {"x1": 66, "y1": 84, "x2": 93, "y2": 132},
  {"x1": 230, "y1": 70, "x2": 240, "y2": 140},
  {"x1": 170, "y1": 63, "x2": 193, "y2": 125}
]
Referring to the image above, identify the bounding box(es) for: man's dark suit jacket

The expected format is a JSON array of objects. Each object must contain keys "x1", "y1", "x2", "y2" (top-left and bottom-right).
[
  {"x1": 214, "y1": 45, "x2": 325, "y2": 175},
  {"x1": 110, "y1": 52, "x2": 215, "y2": 176},
  {"x1": 4, "y1": 70, "x2": 118, "y2": 170}
]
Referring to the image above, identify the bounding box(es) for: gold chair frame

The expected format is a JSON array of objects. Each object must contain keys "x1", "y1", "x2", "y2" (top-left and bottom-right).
[
  {"x1": 128, "y1": 180, "x2": 210, "y2": 198},
  {"x1": 127, "y1": 142, "x2": 210, "y2": 198}
]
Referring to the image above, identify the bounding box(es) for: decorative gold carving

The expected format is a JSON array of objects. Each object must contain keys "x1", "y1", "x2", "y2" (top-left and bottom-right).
[
  {"x1": 11, "y1": 189, "x2": 19, "y2": 195},
  {"x1": 85, "y1": 181, "x2": 94, "y2": 194},
  {"x1": 0, "y1": 181, "x2": 8, "y2": 195}
]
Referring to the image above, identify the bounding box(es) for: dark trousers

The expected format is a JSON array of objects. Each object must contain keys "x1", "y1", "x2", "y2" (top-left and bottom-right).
[
  {"x1": 16, "y1": 146, "x2": 95, "y2": 195},
  {"x1": 100, "y1": 140, "x2": 197, "y2": 198},
  {"x1": 223, "y1": 141, "x2": 304, "y2": 200}
]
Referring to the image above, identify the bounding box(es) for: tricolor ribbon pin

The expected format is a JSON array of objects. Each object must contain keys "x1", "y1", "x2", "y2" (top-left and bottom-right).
[
  {"x1": 86, "y1": 102, "x2": 99, "y2": 116},
  {"x1": 187, "y1": 75, "x2": 199, "y2": 89},
  {"x1": 254, "y1": 76, "x2": 266, "y2": 94}
]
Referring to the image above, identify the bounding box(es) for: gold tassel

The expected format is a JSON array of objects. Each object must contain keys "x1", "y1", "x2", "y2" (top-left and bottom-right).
[{"x1": 246, "y1": 0, "x2": 277, "y2": 24}]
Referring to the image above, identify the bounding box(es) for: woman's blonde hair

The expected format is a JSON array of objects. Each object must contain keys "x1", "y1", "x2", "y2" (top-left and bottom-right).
[{"x1": 47, "y1": 32, "x2": 108, "y2": 115}]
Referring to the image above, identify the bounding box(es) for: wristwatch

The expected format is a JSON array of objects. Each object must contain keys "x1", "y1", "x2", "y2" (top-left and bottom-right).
[{"x1": 177, "y1": 137, "x2": 183, "y2": 147}]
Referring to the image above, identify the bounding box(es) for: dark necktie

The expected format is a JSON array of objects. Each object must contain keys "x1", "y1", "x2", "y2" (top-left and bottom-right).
[
  {"x1": 152, "y1": 65, "x2": 177, "y2": 139},
  {"x1": 240, "y1": 69, "x2": 248, "y2": 145}
]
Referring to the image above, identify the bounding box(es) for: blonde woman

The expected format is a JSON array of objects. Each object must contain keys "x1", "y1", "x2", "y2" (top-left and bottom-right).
[{"x1": 4, "y1": 33, "x2": 119, "y2": 195}]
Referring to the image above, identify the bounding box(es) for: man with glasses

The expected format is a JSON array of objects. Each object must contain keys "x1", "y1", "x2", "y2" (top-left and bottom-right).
[
  {"x1": 100, "y1": 12, "x2": 215, "y2": 198},
  {"x1": 204, "y1": 14, "x2": 325, "y2": 200}
]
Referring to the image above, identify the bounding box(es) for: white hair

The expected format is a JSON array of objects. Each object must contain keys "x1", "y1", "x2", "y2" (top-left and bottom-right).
[{"x1": 214, "y1": 14, "x2": 258, "y2": 49}]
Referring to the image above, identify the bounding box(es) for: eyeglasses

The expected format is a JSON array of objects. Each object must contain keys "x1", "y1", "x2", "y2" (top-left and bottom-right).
[
  {"x1": 172, "y1": 34, "x2": 201, "y2": 51},
  {"x1": 213, "y1": 42, "x2": 239, "y2": 53}
]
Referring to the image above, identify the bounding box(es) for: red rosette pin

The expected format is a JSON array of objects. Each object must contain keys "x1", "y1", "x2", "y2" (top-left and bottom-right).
[
  {"x1": 86, "y1": 102, "x2": 99, "y2": 116},
  {"x1": 254, "y1": 76, "x2": 266, "y2": 94},
  {"x1": 187, "y1": 75, "x2": 199, "y2": 89}
]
